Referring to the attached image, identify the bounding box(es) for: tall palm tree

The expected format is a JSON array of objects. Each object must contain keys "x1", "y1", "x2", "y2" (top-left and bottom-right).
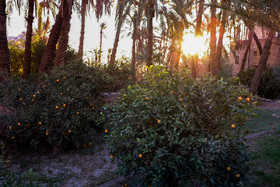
[
  {"x1": 195, "y1": 0, "x2": 205, "y2": 36},
  {"x1": 98, "y1": 22, "x2": 107, "y2": 64},
  {"x1": 23, "y1": 0, "x2": 35, "y2": 79},
  {"x1": 39, "y1": 1, "x2": 64, "y2": 73},
  {"x1": 109, "y1": 0, "x2": 132, "y2": 67},
  {"x1": 0, "y1": 0, "x2": 11, "y2": 78},
  {"x1": 249, "y1": 30, "x2": 275, "y2": 94},
  {"x1": 54, "y1": 0, "x2": 73, "y2": 67},
  {"x1": 209, "y1": 0, "x2": 217, "y2": 75},
  {"x1": 239, "y1": 24, "x2": 253, "y2": 73}
]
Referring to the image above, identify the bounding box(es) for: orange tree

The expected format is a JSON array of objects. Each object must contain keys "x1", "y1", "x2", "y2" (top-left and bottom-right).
[
  {"x1": 105, "y1": 66, "x2": 258, "y2": 186},
  {"x1": 0, "y1": 61, "x2": 110, "y2": 149}
]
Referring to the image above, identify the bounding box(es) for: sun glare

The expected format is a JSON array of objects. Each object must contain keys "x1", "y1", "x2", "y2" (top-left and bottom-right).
[{"x1": 182, "y1": 34, "x2": 208, "y2": 57}]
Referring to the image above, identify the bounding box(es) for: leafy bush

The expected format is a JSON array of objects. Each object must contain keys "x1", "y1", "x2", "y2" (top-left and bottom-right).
[
  {"x1": 105, "y1": 66, "x2": 257, "y2": 186},
  {"x1": 238, "y1": 67, "x2": 280, "y2": 100},
  {"x1": 0, "y1": 61, "x2": 109, "y2": 149}
]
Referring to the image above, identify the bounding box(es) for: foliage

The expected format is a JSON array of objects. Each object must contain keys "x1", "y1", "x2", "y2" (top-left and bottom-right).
[
  {"x1": 238, "y1": 67, "x2": 280, "y2": 100},
  {"x1": 0, "y1": 168, "x2": 61, "y2": 186},
  {"x1": 86, "y1": 56, "x2": 132, "y2": 92},
  {"x1": 0, "y1": 61, "x2": 110, "y2": 149},
  {"x1": 105, "y1": 66, "x2": 257, "y2": 186}
]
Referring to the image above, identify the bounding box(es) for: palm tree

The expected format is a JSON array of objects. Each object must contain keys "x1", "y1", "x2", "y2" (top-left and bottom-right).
[
  {"x1": 195, "y1": 0, "x2": 205, "y2": 36},
  {"x1": 209, "y1": 0, "x2": 217, "y2": 75},
  {"x1": 109, "y1": 0, "x2": 132, "y2": 67},
  {"x1": 39, "y1": 1, "x2": 64, "y2": 73},
  {"x1": 146, "y1": 0, "x2": 155, "y2": 66},
  {"x1": 54, "y1": 0, "x2": 73, "y2": 67},
  {"x1": 0, "y1": 0, "x2": 11, "y2": 78},
  {"x1": 239, "y1": 24, "x2": 253, "y2": 73},
  {"x1": 23, "y1": 0, "x2": 35, "y2": 79},
  {"x1": 98, "y1": 22, "x2": 107, "y2": 64},
  {"x1": 249, "y1": 30, "x2": 275, "y2": 94}
]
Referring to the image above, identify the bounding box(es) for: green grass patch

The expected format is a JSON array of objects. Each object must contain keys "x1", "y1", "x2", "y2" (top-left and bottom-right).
[
  {"x1": 245, "y1": 108, "x2": 280, "y2": 134},
  {"x1": 247, "y1": 131, "x2": 280, "y2": 187}
]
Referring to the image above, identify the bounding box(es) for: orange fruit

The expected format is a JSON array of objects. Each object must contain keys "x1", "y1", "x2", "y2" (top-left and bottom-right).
[
  {"x1": 231, "y1": 124, "x2": 235, "y2": 128},
  {"x1": 56, "y1": 79, "x2": 59, "y2": 82},
  {"x1": 56, "y1": 106, "x2": 59, "y2": 109},
  {"x1": 63, "y1": 104, "x2": 66, "y2": 107},
  {"x1": 157, "y1": 120, "x2": 161, "y2": 124},
  {"x1": 227, "y1": 167, "x2": 231, "y2": 171},
  {"x1": 139, "y1": 154, "x2": 143, "y2": 158},
  {"x1": 31, "y1": 99, "x2": 35, "y2": 102},
  {"x1": 38, "y1": 121, "x2": 42, "y2": 125},
  {"x1": 19, "y1": 98, "x2": 23, "y2": 101},
  {"x1": 88, "y1": 142, "x2": 92, "y2": 146},
  {"x1": 184, "y1": 105, "x2": 186, "y2": 108},
  {"x1": 179, "y1": 98, "x2": 183, "y2": 101},
  {"x1": 77, "y1": 112, "x2": 79, "y2": 115},
  {"x1": 33, "y1": 94, "x2": 36, "y2": 98},
  {"x1": 46, "y1": 132, "x2": 49, "y2": 136},
  {"x1": 11, "y1": 136, "x2": 15, "y2": 139},
  {"x1": 68, "y1": 130, "x2": 71, "y2": 133},
  {"x1": 92, "y1": 107, "x2": 95, "y2": 110},
  {"x1": 171, "y1": 91, "x2": 174, "y2": 94},
  {"x1": 246, "y1": 97, "x2": 250, "y2": 102},
  {"x1": 63, "y1": 76, "x2": 66, "y2": 79},
  {"x1": 105, "y1": 129, "x2": 108, "y2": 133},
  {"x1": 123, "y1": 98, "x2": 126, "y2": 100},
  {"x1": 60, "y1": 93, "x2": 63, "y2": 95},
  {"x1": 145, "y1": 97, "x2": 149, "y2": 100},
  {"x1": 236, "y1": 173, "x2": 240, "y2": 178},
  {"x1": 26, "y1": 124, "x2": 30, "y2": 127},
  {"x1": 238, "y1": 97, "x2": 242, "y2": 101},
  {"x1": 110, "y1": 155, "x2": 114, "y2": 159},
  {"x1": 18, "y1": 123, "x2": 21, "y2": 126},
  {"x1": 9, "y1": 126, "x2": 12, "y2": 130},
  {"x1": 17, "y1": 88, "x2": 21, "y2": 92}
]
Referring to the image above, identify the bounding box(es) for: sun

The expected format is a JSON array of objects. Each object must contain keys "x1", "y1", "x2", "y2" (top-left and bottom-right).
[{"x1": 181, "y1": 34, "x2": 208, "y2": 57}]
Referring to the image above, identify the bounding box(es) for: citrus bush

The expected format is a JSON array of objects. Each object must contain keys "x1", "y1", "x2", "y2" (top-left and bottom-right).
[
  {"x1": 105, "y1": 66, "x2": 258, "y2": 186},
  {"x1": 0, "y1": 61, "x2": 110, "y2": 149}
]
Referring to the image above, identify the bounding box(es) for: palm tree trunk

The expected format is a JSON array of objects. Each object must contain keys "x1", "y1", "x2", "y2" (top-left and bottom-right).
[
  {"x1": 99, "y1": 29, "x2": 102, "y2": 64},
  {"x1": 39, "y1": 2, "x2": 64, "y2": 73},
  {"x1": 54, "y1": 1, "x2": 73, "y2": 67},
  {"x1": 209, "y1": 0, "x2": 217, "y2": 75},
  {"x1": 147, "y1": 0, "x2": 154, "y2": 67},
  {"x1": 78, "y1": 0, "x2": 87, "y2": 61},
  {"x1": 131, "y1": 17, "x2": 137, "y2": 83},
  {"x1": 195, "y1": 0, "x2": 204, "y2": 36},
  {"x1": 249, "y1": 30, "x2": 275, "y2": 94},
  {"x1": 253, "y1": 32, "x2": 262, "y2": 55},
  {"x1": 0, "y1": 0, "x2": 11, "y2": 77},
  {"x1": 23, "y1": 0, "x2": 35, "y2": 79},
  {"x1": 216, "y1": 9, "x2": 227, "y2": 70},
  {"x1": 239, "y1": 27, "x2": 253, "y2": 73},
  {"x1": 191, "y1": 54, "x2": 198, "y2": 78}
]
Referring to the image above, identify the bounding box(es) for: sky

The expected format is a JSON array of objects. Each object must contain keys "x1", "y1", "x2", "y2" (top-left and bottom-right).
[{"x1": 7, "y1": 5, "x2": 132, "y2": 61}]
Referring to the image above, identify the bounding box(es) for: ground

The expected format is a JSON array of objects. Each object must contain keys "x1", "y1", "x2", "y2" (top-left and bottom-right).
[{"x1": 0, "y1": 101, "x2": 280, "y2": 186}]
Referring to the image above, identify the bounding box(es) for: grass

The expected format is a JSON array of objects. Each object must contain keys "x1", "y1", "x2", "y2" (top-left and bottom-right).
[
  {"x1": 246, "y1": 130, "x2": 280, "y2": 187},
  {"x1": 245, "y1": 108, "x2": 280, "y2": 134}
]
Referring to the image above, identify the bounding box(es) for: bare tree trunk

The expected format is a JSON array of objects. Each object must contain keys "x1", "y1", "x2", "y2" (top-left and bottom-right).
[
  {"x1": 0, "y1": 0, "x2": 11, "y2": 78},
  {"x1": 239, "y1": 27, "x2": 253, "y2": 73},
  {"x1": 39, "y1": 2, "x2": 64, "y2": 73},
  {"x1": 249, "y1": 30, "x2": 275, "y2": 94},
  {"x1": 146, "y1": 0, "x2": 154, "y2": 67},
  {"x1": 195, "y1": 0, "x2": 205, "y2": 36},
  {"x1": 191, "y1": 54, "x2": 198, "y2": 78},
  {"x1": 78, "y1": 0, "x2": 87, "y2": 61},
  {"x1": 54, "y1": 1, "x2": 73, "y2": 67},
  {"x1": 216, "y1": 9, "x2": 227, "y2": 70},
  {"x1": 23, "y1": 0, "x2": 35, "y2": 79},
  {"x1": 209, "y1": 0, "x2": 217, "y2": 75},
  {"x1": 253, "y1": 32, "x2": 262, "y2": 55}
]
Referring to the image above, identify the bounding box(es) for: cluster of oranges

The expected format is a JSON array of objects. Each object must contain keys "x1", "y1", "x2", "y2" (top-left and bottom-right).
[
  {"x1": 238, "y1": 97, "x2": 250, "y2": 102},
  {"x1": 227, "y1": 167, "x2": 241, "y2": 178}
]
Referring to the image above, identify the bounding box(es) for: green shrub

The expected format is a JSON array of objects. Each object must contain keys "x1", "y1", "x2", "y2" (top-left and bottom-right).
[
  {"x1": 238, "y1": 67, "x2": 280, "y2": 100},
  {"x1": 105, "y1": 66, "x2": 257, "y2": 186},
  {"x1": 0, "y1": 61, "x2": 109, "y2": 149}
]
